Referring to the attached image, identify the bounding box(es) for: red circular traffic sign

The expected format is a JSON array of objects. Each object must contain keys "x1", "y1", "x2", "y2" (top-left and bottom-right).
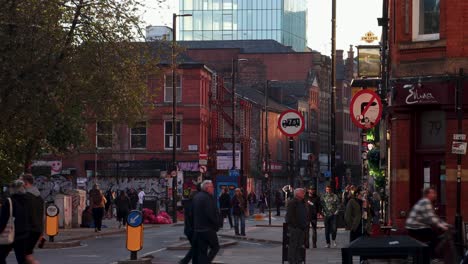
[
  {"x1": 350, "y1": 89, "x2": 382, "y2": 129},
  {"x1": 278, "y1": 110, "x2": 305, "y2": 137}
]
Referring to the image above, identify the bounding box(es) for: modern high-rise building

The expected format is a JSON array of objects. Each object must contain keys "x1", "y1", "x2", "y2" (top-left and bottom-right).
[{"x1": 178, "y1": 0, "x2": 307, "y2": 51}]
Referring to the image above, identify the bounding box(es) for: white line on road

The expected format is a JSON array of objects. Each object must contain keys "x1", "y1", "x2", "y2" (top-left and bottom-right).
[{"x1": 142, "y1": 247, "x2": 166, "y2": 257}]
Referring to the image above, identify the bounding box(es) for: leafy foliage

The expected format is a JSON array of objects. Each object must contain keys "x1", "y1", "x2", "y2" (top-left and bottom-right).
[{"x1": 0, "y1": 0, "x2": 165, "y2": 182}]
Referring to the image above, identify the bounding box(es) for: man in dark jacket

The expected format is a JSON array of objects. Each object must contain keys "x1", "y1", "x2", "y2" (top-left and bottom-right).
[
  {"x1": 345, "y1": 189, "x2": 363, "y2": 242},
  {"x1": 285, "y1": 188, "x2": 307, "y2": 264},
  {"x1": 192, "y1": 180, "x2": 220, "y2": 264},
  {"x1": 21, "y1": 174, "x2": 44, "y2": 264},
  {"x1": 179, "y1": 190, "x2": 197, "y2": 264},
  {"x1": 0, "y1": 180, "x2": 31, "y2": 264},
  {"x1": 218, "y1": 187, "x2": 232, "y2": 229},
  {"x1": 305, "y1": 186, "x2": 321, "y2": 248}
]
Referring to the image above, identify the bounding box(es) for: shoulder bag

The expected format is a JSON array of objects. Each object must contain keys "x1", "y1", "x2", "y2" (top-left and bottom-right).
[{"x1": 0, "y1": 198, "x2": 15, "y2": 244}]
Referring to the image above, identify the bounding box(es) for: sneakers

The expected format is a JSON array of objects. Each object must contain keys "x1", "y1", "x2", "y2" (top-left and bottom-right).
[
  {"x1": 332, "y1": 240, "x2": 337, "y2": 247},
  {"x1": 326, "y1": 243, "x2": 330, "y2": 248}
]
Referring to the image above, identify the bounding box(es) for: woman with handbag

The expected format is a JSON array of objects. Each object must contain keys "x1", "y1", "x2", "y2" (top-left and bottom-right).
[{"x1": 0, "y1": 180, "x2": 30, "y2": 264}]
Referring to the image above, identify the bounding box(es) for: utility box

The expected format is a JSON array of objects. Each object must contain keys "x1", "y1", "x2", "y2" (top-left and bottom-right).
[
  {"x1": 55, "y1": 194, "x2": 72, "y2": 228},
  {"x1": 70, "y1": 189, "x2": 87, "y2": 228}
]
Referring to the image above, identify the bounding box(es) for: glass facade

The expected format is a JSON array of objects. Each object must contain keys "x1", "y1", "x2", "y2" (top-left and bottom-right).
[{"x1": 179, "y1": 0, "x2": 307, "y2": 51}]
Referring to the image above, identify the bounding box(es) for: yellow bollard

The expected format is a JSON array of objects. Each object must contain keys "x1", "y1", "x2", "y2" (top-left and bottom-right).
[
  {"x1": 45, "y1": 204, "x2": 59, "y2": 242},
  {"x1": 126, "y1": 210, "x2": 144, "y2": 260}
]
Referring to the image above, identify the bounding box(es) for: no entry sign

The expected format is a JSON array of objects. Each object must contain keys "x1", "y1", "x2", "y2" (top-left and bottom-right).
[
  {"x1": 278, "y1": 110, "x2": 305, "y2": 137},
  {"x1": 350, "y1": 89, "x2": 382, "y2": 129}
]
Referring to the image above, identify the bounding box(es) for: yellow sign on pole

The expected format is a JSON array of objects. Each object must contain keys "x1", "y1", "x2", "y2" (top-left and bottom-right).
[
  {"x1": 126, "y1": 225, "x2": 143, "y2": 252},
  {"x1": 45, "y1": 204, "x2": 59, "y2": 241}
]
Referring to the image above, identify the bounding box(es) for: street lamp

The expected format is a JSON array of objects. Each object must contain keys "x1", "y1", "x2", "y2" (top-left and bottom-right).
[
  {"x1": 265, "y1": 80, "x2": 278, "y2": 226},
  {"x1": 330, "y1": 0, "x2": 337, "y2": 193},
  {"x1": 171, "y1": 13, "x2": 192, "y2": 224},
  {"x1": 231, "y1": 58, "x2": 248, "y2": 186}
]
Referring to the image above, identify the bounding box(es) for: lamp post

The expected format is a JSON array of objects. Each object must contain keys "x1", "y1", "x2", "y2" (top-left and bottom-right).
[
  {"x1": 171, "y1": 13, "x2": 192, "y2": 224},
  {"x1": 330, "y1": 0, "x2": 337, "y2": 193},
  {"x1": 265, "y1": 80, "x2": 277, "y2": 226},
  {"x1": 231, "y1": 58, "x2": 247, "y2": 186}
]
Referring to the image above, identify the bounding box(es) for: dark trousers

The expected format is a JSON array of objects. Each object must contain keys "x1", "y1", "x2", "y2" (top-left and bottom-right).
[
  {"x1": 117, "y1": 209, "x2": 129, "y2": 226},
  {"x1": 26, "y1": 231, "x2": 42, "y2": 255},
  {"x1": 0, "y1": 238, "x2": 28, "y2": 264},
  {"x1": 288, "y1": 227, "x2": 305, "y2": 264},
  {"x1": 233, "y1": 213, "x2": 246, "y2": 235},
  {"x1": 276, "y1": 204, "x2": 281, "y2": 216},
  {"x1": 310, "y1": 219, "x2": 317, "y2": 247},
  {"x1": 180, "y1": 231, "x2": 196, "y2": 264},
  {"x1": 92, "y1": 207, "x2": 105, "y2": 230},
  {"x1": 220, "y1": 209, "x2": 233, "y2": 228},
  {"x1": 324, "y1": 215, "x2": 337, "y2": 244},
  {"x1": 350, "y1": 223, "x2": 363, "y2": 242},
  {"x1": 193, "y1": 230, "x2": 220, "y2": 264},
  {"x1": 408, "y1": 228, "x2": 438, "y2": 255}
]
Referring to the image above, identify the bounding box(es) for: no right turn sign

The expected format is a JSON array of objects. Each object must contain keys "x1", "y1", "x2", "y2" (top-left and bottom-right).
[{"x1": 350, "y1": 89, "x2": 382, "y2": 129}]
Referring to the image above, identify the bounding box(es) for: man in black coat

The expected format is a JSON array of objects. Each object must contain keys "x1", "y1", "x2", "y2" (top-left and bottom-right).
[
  {"x1": 305, "y1": 186, "x2": 321, "y2": 248},
  {"x1": 21, "y1": 174, "x2": 44, "y2": 264},
  {"x1": 285, "y1": 188, "x2": 307, "y2": 264},
  {"x1": 218, "y1": 187, "x2": 233, "y2": 229},
  {"x1": 192, "y1": 180, "x2": 221, "y2": 264},
  {"x1": 179, "y1": 190, "x2": 198, "y2": 264}
]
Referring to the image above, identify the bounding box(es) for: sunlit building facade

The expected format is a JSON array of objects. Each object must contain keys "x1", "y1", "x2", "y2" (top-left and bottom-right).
[{"x1": 179, "y1": 0, "x2": 307, "y2": 51}]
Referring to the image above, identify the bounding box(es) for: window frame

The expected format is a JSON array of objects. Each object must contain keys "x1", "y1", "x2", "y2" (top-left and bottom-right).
[
  {"x1": 412, "y1": 0, "x2": 440, "y2": 41},
  {"x1": 96, "y1": 121, "x2": 113, "y2": 149},
  {"x1": 130, "y1": 121, "x2": 147, "y2": 149},
  {"x1": 164, "y1": 74, "x2": 182, "y2": 103},
  {"x1": 164, "y1": 120, "x2": 182, "y2": 150}
]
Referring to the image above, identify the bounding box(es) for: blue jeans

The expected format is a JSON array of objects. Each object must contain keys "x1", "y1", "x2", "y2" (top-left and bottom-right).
[
  {"x1": 248, "y1": 202, "x2": 255, "y2": 216},
  {"x1": 233, "y1": 213, "x2": 245, "y2": 235},
  {"x1": 324, "y1": 215, "x2": 337, "y2": 244}
]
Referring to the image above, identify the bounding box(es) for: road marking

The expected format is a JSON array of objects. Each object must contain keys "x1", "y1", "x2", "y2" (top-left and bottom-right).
[{"x1": 142, "y1": 247, "x2": 166, "y2": 257}]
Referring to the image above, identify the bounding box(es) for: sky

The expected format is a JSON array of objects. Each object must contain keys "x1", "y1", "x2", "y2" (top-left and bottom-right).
[{"x1": 141, "y1": 0, "x2": 382, "y2": 57}]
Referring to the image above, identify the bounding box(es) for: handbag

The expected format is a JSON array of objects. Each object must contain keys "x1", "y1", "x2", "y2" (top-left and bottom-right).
[{"x1": 0, "y1": 198, "x2": 15, "y2": 245}]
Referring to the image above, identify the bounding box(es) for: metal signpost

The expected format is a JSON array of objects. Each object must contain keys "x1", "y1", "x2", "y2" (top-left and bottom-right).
[{"x1": 278, "y1": 110, "x2": 305, "y2": 187}]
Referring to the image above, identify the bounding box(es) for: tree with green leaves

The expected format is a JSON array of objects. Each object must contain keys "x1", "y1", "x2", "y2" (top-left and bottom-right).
[{"x1": 0, "y1": 0, "x2": 165, "y2": 184}]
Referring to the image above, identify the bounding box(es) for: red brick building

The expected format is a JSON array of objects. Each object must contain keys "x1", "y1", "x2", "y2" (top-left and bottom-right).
[
  {"x1": 388, "y1": 0, "x2": 468, "y2": 227},
  {"x1": 61, "y1": 62, "x2": 215, "y2": 196}
]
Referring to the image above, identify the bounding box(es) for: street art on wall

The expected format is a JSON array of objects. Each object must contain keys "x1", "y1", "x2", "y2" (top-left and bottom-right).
[{"x1": 86, "y1": 177, "x2": 169, "y2": 199}]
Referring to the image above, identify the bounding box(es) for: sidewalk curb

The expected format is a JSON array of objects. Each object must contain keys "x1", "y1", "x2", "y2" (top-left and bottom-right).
[
  {"x1": 41, "y1": 240, "x2": 81, "y2": 249},
  {"x1": 218, "y1": 234, "x2": 282, "y2": 245},
  {"x1": 59, "y1": 225, "x2": 160, "y2": 242}
]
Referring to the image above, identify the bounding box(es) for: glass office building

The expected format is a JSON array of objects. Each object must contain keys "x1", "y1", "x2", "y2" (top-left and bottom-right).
[{"x1": 179, "y1": 0, "x2": 307, "y2": 51}]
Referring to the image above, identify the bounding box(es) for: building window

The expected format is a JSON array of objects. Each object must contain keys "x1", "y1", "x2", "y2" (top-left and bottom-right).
[
  {"x1": 130, "y1": 122, "x2": 147, "y2": 149},
  {"x1": 96, "y1": 121, "x2": 113, "y2": 148},
  {"x1": 412, "y1": 0, "x2": 440, "y2": 41},
  {"x1": 164, "y1": 120, "x2": 181, "y2": 149},
  {"x1": 164, "y1": 74, "x2": 182, "y2": 102}
]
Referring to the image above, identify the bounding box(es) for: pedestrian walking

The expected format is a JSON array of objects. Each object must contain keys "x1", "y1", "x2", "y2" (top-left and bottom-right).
[
  {"x1": 89, "y1": 184, "x2": 106, "y2": 232},
  {"x1": 305, "y1": 186, "x2": 321, "y2": 248},
  {"x1": 275, "y1": 189, "x2": 283, "y2": 216},
  {"x1": 0, "y1": 180, "x2": 30, "y2": 264},
  {"x1": 21, "y1": 174, "x2": 44, "y2": 264},
  {"x1": 137, "y1": 188, "x2": 145, "y2": 211},
  {"x1": 104, "y1": 189, "x2": 114, "y2": 219},
  {"x1": 321, "y1": 185, "x2": 339, "y2": 248},
  {"x1": 218, "y1": 187, "x2": 233, "y2": 229},
  {"x1": 258, "y1": 192, "x2": 266, "y2": 214},
  {"x1": 192, "y1": 180, "x2": 220, "y2": 264},
  {"x1": 345, "y1": 188, "x2": 363, "y2": 242},
  {"x1": 231, "y1": 188, "x2": 246, "y2": 236},
  {"x1": 115, "y1": 190, "x2": 131, "y2": 229},
  {"x1": 285, "y1": 188, "x2": 307, "y2": 264},
  {"x1": 179, "y1": 190, "x2": 197, "y2": 264},
  {"x1": 247, "y1": 191, "x2": 256, "y2": 216},
  {"x1": 127, "y1": 188, "x2": 138, "y2": 210}
]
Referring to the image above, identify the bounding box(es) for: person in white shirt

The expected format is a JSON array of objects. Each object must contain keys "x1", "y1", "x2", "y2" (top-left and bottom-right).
[{"x1": 137, "y1": 188, "x2": 145, "y2": 211}]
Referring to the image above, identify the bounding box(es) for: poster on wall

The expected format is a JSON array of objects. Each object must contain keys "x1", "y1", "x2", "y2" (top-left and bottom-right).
[
  {"x1": 216, "y1": 150, "x2": 241, "y2": 170},
  {"x1": 357, "y1": 45, "x2": 381, "y2": 77}
]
